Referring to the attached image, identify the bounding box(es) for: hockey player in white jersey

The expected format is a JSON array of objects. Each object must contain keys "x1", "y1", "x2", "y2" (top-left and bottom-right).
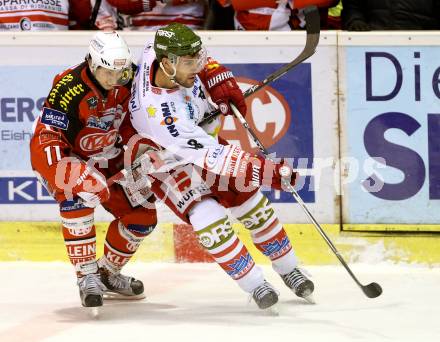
[{"x1": 128, "y1": 23, "x2": 314, "y2": 310}]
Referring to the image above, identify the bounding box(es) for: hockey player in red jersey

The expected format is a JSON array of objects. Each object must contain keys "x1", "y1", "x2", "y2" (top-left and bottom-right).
[
  {"x1": 128, "y1": 23, "x2": 315, "y2": 310},
  {"x1": 29, "y1": 31, "x2": 157, "y2": 309}
]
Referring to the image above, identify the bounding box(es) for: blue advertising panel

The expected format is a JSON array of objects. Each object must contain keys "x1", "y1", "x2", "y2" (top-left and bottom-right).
[
  {"x1": 0, "y1": 177, "x2": 53, "y2": 204},
  {"x1": 226, "y1": 63, "x2": 314, "y2": 203},
  {"x1": 0, "y1": 66, "x2": 65, "y2": 205},
  {"x1": 344, "y1": 46, "x2": 440, "y2": 223},
  {"x1": 0, "y1": 66, "x2": 64, "y2": 170}
]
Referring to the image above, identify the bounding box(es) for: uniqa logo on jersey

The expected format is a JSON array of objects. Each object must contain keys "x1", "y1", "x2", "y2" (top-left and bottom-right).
[{"x1": 219, "y1": 77, "x2": 291, "y2": 154}]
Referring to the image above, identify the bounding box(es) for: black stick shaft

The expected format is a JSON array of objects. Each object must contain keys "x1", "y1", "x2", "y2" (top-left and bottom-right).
[
  {"x1": 230, "y1": 103, "x2": 382, "y2": 298},
  {"x1": 200, "y1": 5, "x2": 320, "y2": 126}
]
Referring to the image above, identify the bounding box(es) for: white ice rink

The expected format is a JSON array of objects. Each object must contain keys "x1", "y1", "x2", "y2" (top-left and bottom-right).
[{"x1": 0, "y1": 262, "x2": 439, "y2": 342}]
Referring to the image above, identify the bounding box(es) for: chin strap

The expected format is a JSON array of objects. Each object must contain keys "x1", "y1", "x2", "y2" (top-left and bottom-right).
[{"x1": 159, "y1": 61, "x2": 178, "y2": 84}]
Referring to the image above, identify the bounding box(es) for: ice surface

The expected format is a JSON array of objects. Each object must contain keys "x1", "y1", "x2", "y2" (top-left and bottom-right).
[{"x1": 0, "y1": 262, "x2": 439, "y2": 342}]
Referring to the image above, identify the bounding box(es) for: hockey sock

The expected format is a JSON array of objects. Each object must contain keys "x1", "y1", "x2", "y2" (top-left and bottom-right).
[
  {"x1": 101, "y1": 219, "x2": 151, "y2": 272},
  {"x1": 60, "y1": 204, "x2": 97, "y2": 277},
  {"x1": 188, "y1": 198, "x2": 265, "y2": 293},
  {"x1": 232, "y1": 192, "x2": 298, "y2": 275}
]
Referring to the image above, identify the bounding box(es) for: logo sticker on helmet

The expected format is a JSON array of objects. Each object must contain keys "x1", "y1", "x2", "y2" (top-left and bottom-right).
[
  {"x1": 90, "y1": 38, "x2": 104, "y2": 52},
  {"x1": 157, "y1": 30, "x2": 175, "y2": 38},
  {"x1": 114, "y1": 59, "x2": 127, "y2": 67},
  {"x1": 155, "y1": 44, "x2": 167, "y2": 51}
]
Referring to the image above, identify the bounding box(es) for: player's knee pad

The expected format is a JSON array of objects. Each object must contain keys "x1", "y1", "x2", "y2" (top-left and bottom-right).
[
  {"x1": 108, "y1": 219, "x2": 155, "y2": 253},
  {"x1": 231, "y1": 192, "x2": 279, "y2": 235},
  {"x1": 188, "y1": 197, "x2": 227, "y2": 232},
  {"x1": 103, "y1": 219, "x2": 153, "y2": 269},
  {"x1": 59, "y1": 199, "x2": 95, "y2": 238},
  {"x1": 119, "y1": 206, "x2": 157, "y2": 236},
  {"x1": 189, "y1": 198, "x2": 235, "y2": 253},
  {"x1": 103, "y1": 207, "x2": 156, "y2": 270},
  {"x1": 119, "y1": 220, "x2": 155, "y2": 247}
]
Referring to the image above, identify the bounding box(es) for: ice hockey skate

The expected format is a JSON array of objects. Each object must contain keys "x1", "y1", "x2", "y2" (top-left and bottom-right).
[
  {"x1": 281, "y1": 268, "x2": 315, "y2": 303},
  {"x1": 251, "y1": 281, "x2": 279, "y2": 314},
  {"x1": 98, "y1": 259, "x2": 146, "y2": 300},
  {"x1": 77, "y1": 272, "x2": 107, "y2": 317}
]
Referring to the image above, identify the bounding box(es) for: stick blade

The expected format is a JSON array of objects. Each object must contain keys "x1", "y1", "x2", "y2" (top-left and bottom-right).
[{"x1": 362, "y1": 282, "x2": 383, "y2": 298}]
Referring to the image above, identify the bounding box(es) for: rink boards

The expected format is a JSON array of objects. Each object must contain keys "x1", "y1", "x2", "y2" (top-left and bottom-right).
[
  {"x1": 0, "y1": 31, "x2": 440, "y2": 263},
  {"x1": 1, "y1": 221, "x2": 439, "y2": 264}
]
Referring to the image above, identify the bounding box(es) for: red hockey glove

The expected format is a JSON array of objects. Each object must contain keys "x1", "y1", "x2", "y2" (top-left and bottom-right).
[
  {"x1": 245, "y1": 155, "x2": 297, "y2": 191},
  {"x1": 199, "y1": 58, "x2": 247, "y2": 117},
  {"x1": 55, "y1": 158, "x2": 110, "y2": 207},
  {"x1": 216, "y1": 145, "x2": 296, "y2": 191}
]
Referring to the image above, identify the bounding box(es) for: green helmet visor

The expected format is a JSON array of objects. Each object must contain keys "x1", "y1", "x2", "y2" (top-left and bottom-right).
[{"x1": 169, "y1": 46, "x2": 207, "y2": 74}]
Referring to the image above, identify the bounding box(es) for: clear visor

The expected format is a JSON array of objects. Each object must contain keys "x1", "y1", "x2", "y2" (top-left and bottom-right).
[
  {"x1": 171, "y1": 47, "x2": 207, "y2": 74},
  {"x1": 114, "y1": 67, "x2": 133, "y2": 86},
  {"x1": 95, "y1": 66, "x2": 133, "y2": 87}
]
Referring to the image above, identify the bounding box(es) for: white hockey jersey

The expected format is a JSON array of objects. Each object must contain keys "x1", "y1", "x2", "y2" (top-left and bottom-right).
[
  {"x1": 0, "y1": 0, "x2": 69, "y2": 30},
  {"x1": 129, "y1": 44, "x2": 245, "y2": 178}
]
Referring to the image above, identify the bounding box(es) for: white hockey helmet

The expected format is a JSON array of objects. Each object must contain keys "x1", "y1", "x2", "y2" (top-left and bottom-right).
[{"x1": 88, "y1": 31, "x2": 132, "y2": 73}]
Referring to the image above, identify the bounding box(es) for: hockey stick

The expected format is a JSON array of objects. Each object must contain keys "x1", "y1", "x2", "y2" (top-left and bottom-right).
[
  {"x1": 199, "y1": 5, "x2": 320, "y2": 126},
  {"x1": 103, "y1": 6, "x2": 320, "y2": 186},
  {"x1": 229, "y1": 101, "x2": 383, "y2": 299}
]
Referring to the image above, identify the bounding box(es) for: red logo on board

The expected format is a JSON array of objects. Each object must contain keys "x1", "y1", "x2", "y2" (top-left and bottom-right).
[{"x1": 219, "y1": 77, "x2": 292, "y2": 154}]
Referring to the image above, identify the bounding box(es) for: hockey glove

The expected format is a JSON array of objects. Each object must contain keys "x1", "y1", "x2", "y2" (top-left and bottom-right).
[
  {"x1": 215, "y1": 145, "x2": 296, "y2": 191},
  {"x1": 199, "y1": 58, "x2": 247, "y2": 117},
  {"x1": 75, "y1": 165, "x2": 110, "y2": 208},
  {"x1": 245, "y1": 154, "x2": 297, "y2": 191},
  {"x1": 55, "y1": 158, "x2": 110, "y2": 208}
]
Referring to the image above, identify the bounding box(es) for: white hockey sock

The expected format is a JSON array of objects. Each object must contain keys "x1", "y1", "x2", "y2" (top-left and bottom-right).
[
  {"x1": 188, "y1": 198, "x2": 265, "y2": 293},
  {"x1": 231, "y1": 191, "x2": 299, "y2": 275}
]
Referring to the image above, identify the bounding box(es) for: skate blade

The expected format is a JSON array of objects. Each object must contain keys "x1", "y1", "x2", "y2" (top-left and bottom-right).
[
  {"x1": 103, "y1": 292, "x2": 146, "y2": 301},
  {"x1": 263, "y1": 304, "x2": 280, "y2": 316},
  {"x1": 303, "y1": 293, "x2": 315, "y2": 304},
  {"x1": 87, "y1": 306, "x2": 100, "y2": 318}
]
